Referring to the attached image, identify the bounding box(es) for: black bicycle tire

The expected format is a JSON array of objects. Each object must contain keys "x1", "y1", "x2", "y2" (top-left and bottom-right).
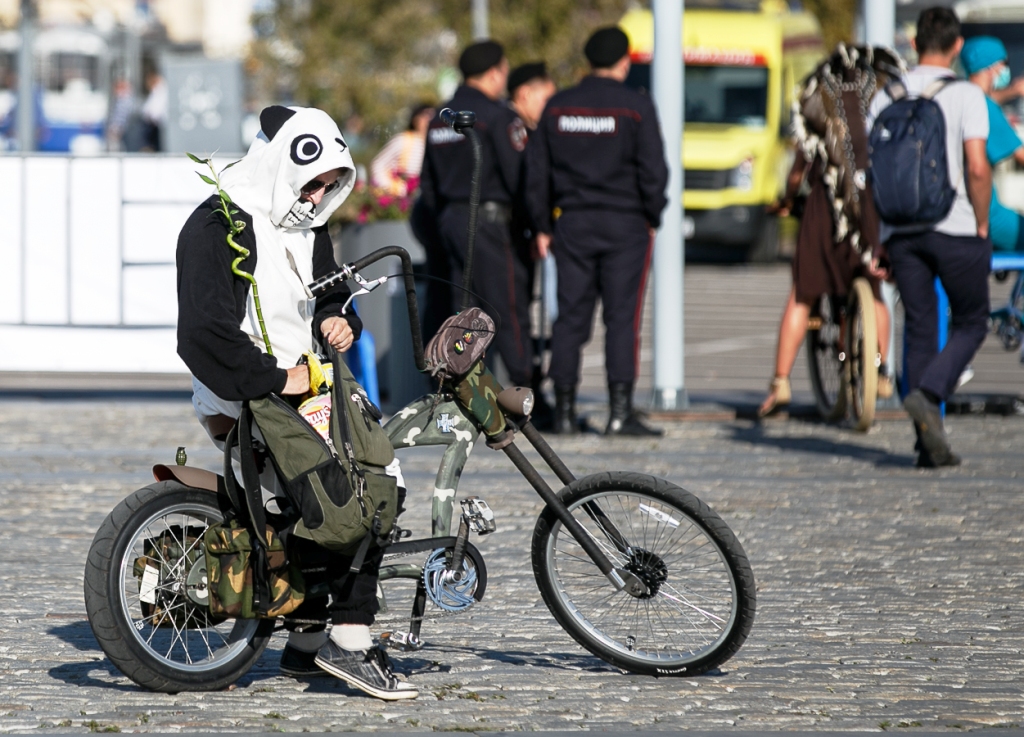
[
  {"x1": 807, "y1": 294, "x2": 847, "y2": 421},
  {"x1": 84, "y1": 481, "x2": 274, "y2": 693},
  {"x1": 531, "y1": 472, "x2": 756, "y2": 676}
]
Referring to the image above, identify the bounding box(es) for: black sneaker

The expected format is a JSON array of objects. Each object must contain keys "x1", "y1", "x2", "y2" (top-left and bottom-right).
[
  {"x1": 606, "y1": 412, "x2": 663, "y2": 437},
  {"x1": 314, "y1": 642, "x2": 418, "y2": 700},
  {"x1": 903, "y1": 390, "x2": 956, "y2": 465},
  {"x1": 916, "y1": 448, "x2": 962, "y2": 468},
  {"x1": 279, "y1": 645, "x2": 329, "y2": 678}
]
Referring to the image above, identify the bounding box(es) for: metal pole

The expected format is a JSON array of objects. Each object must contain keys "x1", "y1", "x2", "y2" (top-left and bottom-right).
[
  {"x1": 864, "y1": 0, "x2": 895, "y2": 48},
  {"x1": 472, "y1": 0, "x2": 489, "y2": 40},
  {"x1": 17, "y1": 0, "x2": 35, "y2": 153},
  {"x1": 652, "y1": 0, "x2": 687, "y2": 410}
]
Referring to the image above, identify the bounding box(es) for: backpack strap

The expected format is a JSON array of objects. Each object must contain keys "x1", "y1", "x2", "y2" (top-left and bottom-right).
[
  {"x1": 222, "y1": 422, "x2": 244, "y2": 517},
  {"x1": 920, "y1": 77, "x2": 953, "y2": 101},
  {"x1": 237, "y1": 402, "x2": 271, "y2": 549},
  {"x1": 886, "y1": 80, "x2": 908, "y2": 102}
]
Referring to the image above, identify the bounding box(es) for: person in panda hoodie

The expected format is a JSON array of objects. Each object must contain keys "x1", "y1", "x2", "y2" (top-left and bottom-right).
[{"x1": 176, "y1": 105, "x2": 419, "y2": 700}]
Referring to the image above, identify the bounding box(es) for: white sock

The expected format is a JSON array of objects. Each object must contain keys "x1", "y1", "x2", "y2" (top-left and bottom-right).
[
  {"x1": 329, "y1": 624, "x2": 373, "y2": 651},
  {"x1": 287, "y1": 630, "x2": 328, "y2": 653}
]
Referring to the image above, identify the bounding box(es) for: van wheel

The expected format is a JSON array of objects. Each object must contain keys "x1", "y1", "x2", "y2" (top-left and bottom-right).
[{"x1": 748, "y1": 215, "x2": 779, "y2": 263}]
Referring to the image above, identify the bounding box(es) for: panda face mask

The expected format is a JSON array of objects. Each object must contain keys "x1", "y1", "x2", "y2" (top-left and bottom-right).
[{"x1": 219, "y1": 106, "x2": 356, "y2": 230}]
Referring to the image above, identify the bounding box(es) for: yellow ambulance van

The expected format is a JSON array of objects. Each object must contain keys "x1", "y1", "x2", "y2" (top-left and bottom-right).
[{"x1": 621, "y1": 1, "x2": 824, "y2": 260}]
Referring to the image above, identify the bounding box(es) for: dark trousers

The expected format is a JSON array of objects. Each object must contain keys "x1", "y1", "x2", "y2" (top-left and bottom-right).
[
  {"x1": 439, "y1": 203, "x2": 534, "y2": 386},
  {"x1": 888, "y1": 231, "x2": 991, "y2": 401},
  {"x1": 549, "y1": 211, "x2": 653, "y2": 388},
  {"x1": 286, "y1": 537, "x2": 385, "y2": 628}
]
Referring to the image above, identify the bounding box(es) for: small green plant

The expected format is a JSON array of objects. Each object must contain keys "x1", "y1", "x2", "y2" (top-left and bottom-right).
[
  {"x1": 433, "y1": 682, "x2": 463, "y2": 700},
  {"x1": 879, "y1": 720, "x2": 892, "y2": 730},
  {"x1": 407, "y1": 719, "x2": 420, "y2": 726},
  {"x1": 188, "y1": 153, "x2": 273, "y2": 356},
  {"x1": 82, "y1": 721, "x2": 120, "y2": 733},
  {"x1": 57, "y1": 720, "x2": 72, "y2": 728},
  {"x1": 458, "y1": 691, "x2": 483, "y2": 701},
  {"x1": 136, "y1": 713, "x2": 149, "y2": 724},
  {"x1": 265, "y1": 712, "x2": 286, "y2": 720},
  {"x1": 897, "y1": 721, "x2": 922, "y2": 728}
]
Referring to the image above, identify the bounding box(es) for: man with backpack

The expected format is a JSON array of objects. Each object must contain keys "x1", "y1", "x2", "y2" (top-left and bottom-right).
[{"x1": 868, "y1": 7, "x2": 992, "y2": 468}]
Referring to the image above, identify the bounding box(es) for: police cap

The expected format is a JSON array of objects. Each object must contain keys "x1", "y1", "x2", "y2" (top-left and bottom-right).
[
  {"x1": 507, "y1": 61, "x2": 548, "y2": 96},
  {"x1": 459, "y1": 40, "x2": 505, "y2": 78},
  {"x1": 584, "y1": 26, "x2": 630, "y2": 69}
]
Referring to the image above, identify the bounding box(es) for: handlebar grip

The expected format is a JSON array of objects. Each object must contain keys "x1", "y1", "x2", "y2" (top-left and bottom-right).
[
  {"x1": 439, "y1": 108, "x2": 477, "y2": 132},
  {"x1": 307, "y1": 246, "x2": 426, "y2": 372}
]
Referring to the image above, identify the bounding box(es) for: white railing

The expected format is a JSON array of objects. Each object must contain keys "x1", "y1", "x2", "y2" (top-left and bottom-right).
[{"x1": 0, "y1": 153, "x2": 232, "y2": 373}]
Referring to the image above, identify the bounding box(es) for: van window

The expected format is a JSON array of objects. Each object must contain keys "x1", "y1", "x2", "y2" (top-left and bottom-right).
[{"x1": 626, "y1": 63, "x2": 769, "y2": 127}]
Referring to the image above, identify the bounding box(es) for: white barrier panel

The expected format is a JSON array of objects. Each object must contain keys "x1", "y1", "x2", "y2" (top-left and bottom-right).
[{"x1": 0, "y1": 154, "x2": 226, "y2": 373}]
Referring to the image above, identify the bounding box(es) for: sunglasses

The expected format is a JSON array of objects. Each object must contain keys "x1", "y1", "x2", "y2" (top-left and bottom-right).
[{"x1": 300, "y1": 178, "x2": 340, "y2": 196}]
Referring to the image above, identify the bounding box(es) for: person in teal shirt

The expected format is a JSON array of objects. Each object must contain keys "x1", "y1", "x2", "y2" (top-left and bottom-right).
[{"x1": 961, "y1": 36, "x2": 1024, "y2": 251}]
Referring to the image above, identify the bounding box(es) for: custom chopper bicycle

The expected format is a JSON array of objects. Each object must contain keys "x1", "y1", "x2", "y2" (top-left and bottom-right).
[{"x1": 83, "y1": 110, "x2": 756, "y2": 693}]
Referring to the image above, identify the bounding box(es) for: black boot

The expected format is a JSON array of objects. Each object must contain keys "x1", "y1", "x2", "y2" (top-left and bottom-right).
[
  {"x1": 605, "y1": 382, "x2": 663, "y2": 437},
  {"x1": 553, "y1": 385, "x2": 579, "y2": 435}
]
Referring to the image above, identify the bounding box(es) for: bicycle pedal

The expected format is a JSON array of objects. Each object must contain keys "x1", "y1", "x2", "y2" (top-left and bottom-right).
[
  {"x1": 389, "y1": 524, "x2": 412, "y2": 544},
  {"x1": 461, "y1": 496, "x2": 496, "y2": 535},
  {"x1": 379, "y1": 630, "x2": 423, "y2": 652}
]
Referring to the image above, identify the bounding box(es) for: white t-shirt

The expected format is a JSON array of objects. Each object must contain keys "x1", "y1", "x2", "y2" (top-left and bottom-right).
[{"x1": 868, "y1": 65, "x2": 989, "y2": 237}]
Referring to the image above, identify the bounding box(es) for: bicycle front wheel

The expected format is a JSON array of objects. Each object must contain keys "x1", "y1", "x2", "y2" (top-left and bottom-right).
[
  {"x1": 807, "y1": 293, "x2": 848, "y2": 421},
  {"x1": 531, "y1": 472, "x2": 755, "y2": 676},
  {"x1": 847, "y1": 277, "x2": 879, "y2": 432}
]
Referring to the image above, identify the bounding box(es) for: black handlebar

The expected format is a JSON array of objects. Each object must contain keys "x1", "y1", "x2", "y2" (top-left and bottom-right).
[
  {"x1": 438, "y1": 109, "x2": 482, "y2": 311},
  {"x1": 439, "y1": 108, "x2": 477, "y2": 132},
  {"x1": 308, "y1": 246, "x2": 425, "y2": 372}
]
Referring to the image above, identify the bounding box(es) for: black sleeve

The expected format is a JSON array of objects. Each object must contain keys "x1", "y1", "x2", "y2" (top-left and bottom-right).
[
  {"x1": 636, "y1": 97, "x2": 670, "y2": 229},
  {"x1": 176, "y1": 199, "x2": 288, "y2": 401},
  {"x1": 492, "y1": 110, "x2": 525, "y2": 198},
  {"x1": 311, "y1": 225, "x2": 363, "y2": 345},
  {"x1": 419, "y1": 142, "x2": 440, "y2": 212},
  {"x1": 525, "y1": 114, "x2": 553, "y2": 233}
]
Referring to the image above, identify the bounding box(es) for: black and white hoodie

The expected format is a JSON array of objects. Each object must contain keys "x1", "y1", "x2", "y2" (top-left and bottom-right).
[{"x1": 176, "y1": 106, "x2": 361, "y2": 422}]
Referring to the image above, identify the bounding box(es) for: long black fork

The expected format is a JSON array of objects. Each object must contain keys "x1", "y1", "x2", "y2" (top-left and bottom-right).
[{"x1": 498, "y1": 423, "x2": 646, "y2": 597}]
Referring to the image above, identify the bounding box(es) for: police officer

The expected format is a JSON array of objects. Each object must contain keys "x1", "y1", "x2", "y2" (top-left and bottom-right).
[
  {"x1": 508, "y1": 61, "x2": 558, "y2": 427},
  {"x1": 419, "y1": 40, "x2": 534, "y2": 389},
  {"x1": 526, "y1": 27, "x2": 668, "y2": 436}
]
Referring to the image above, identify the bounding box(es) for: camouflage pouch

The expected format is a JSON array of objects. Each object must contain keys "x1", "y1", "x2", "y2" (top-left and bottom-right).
[
  {"x1": 425, "y1": 307, "x2": 496, "y2": 379},
  {"x1": 203, "y1": 520, "x2": 305, "y2": 620},
  {"x1": 452, "y1": 360, "x2": 506, "y2": 439}
]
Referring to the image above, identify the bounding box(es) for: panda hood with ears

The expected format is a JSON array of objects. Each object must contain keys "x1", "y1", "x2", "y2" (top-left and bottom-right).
[{"x1": 220, "y1": 105, "x2": 356, "y2": 229}]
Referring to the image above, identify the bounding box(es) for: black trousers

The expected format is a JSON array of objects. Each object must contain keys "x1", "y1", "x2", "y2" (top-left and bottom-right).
[
  {"x1": 549, "y1": 210, "x2": 653, "y2": 388},
  {"x1": 285, "y1": 537, "x2": 385, "y2": 629},
  {"x1": 888, "y1": 231, "x2": 991, "y2": 402},
  {"x1": 439, "y1": 203, "x2": 534, "y2": 386}
]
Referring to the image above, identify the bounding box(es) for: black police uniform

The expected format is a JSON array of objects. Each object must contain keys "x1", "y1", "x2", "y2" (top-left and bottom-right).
[
  {"x1": 526, "y1": 75, "x2": 668, "y2": 391},
  {"x1": 419, "y1": 85, "x2": 534, "y2": 387}
]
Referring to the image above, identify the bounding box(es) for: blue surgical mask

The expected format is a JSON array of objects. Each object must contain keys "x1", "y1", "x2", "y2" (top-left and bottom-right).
[{"x1": 994, "y1": 66, "x2": 1011, "y2": 90}]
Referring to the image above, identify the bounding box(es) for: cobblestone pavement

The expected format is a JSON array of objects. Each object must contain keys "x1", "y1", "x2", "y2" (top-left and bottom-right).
[{"x1": 0, "y1": 398, "x2": 1022, "y2": 733}]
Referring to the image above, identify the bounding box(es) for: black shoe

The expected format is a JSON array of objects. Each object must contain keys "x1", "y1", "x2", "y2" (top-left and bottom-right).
[
  {"x1": 279, "y1": 645, "x2": 329, "y2": 678},
  {"x1": 904, "y1": 389, "x2": 956, "y2": 465},
  {"x1": 553, "y1": 386, "x2": 579, "y2": 435},
  {"x1": 605, "y1": 382, "x2": 663, "y2": 437},
  {"x1": 916, "y1": 448, "x2": 962, "y2": 468},
  {"x1": 315, "y1": 642, "x2": 418, "y2": 700}
]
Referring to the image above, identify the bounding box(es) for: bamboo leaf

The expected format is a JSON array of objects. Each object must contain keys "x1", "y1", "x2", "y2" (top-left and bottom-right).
[
  {"x1": 218, "y1": 189, "x2": 233, "y2": 204},
  {"x1": 198, "y1": 174, "x2": 216, "y2": 185},
  {"x1": 186, "y1": 152, "x2": 207, "y2": 164},
  {"x1": 222, "y1": 159, "x2": 241, "y2": 171}
]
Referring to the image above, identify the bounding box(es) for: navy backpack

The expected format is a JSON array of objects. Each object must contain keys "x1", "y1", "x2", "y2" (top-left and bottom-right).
[{"x1": 868, "y1": 78, "x2": 957, "y2": 229}]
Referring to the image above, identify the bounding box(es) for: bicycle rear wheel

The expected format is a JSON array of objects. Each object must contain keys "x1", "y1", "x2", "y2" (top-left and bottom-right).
[
  {"x1": 531, "y1": 472, "x2": 756, "y2": 676},
  {"x1": 847, "y1": 277, "x2": 879, "y2": 431},
  {"x1": 807, "y1": 293, "x2": 848, "y2": 421}
]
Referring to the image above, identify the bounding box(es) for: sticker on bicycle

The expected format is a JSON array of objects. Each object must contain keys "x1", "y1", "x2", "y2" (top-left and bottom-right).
[{"x1": 436, "y1": 413, "x2": 457, "y2": 433}]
